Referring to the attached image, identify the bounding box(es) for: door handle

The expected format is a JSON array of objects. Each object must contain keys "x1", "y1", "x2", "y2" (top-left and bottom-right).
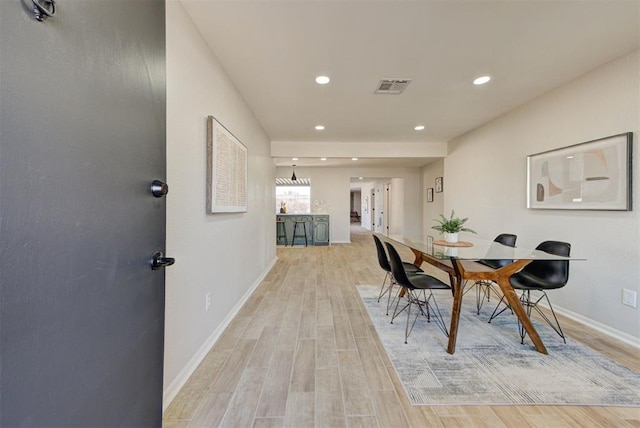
[
  {"x1": 151, "y1": 251, "x2": 175, "y2": 270},
  {"x1": 151, "y1": 180, "x2": 169, "y2": 198}
]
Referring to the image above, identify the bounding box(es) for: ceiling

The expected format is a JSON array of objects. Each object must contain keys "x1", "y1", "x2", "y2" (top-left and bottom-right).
[{"x1": 181, "y1": 1, "x2": 639, "y2": 168}]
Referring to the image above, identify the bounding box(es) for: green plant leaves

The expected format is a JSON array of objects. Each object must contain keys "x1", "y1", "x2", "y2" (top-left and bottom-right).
[{"x1": 431, "y1": 210, "x2": 477, "y2": 234}]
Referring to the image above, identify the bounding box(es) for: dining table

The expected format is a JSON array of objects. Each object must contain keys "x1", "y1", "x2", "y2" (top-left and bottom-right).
[{"x1": 380, "y1": 233, "x2": 583, "y2": 355}]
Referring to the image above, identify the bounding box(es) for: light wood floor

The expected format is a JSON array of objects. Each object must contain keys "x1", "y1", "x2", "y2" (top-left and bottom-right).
[{"x1": 163, "y1": 226, "x2": 640, "y2": 427}]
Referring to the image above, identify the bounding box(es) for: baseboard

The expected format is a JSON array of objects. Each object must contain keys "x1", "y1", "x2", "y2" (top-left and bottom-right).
[
  {"x1": 551, "y1": 304, "x2": 640, "y2": 350},
  {"x1": 162, "y1": 255, "x2": 278, "y2": 411},
  {"x1": 490, "y1": 296, "x2": 639, "y2": 350},
  {"x1": 331, "y1": 240, "x2": 351, "y2": 244}
]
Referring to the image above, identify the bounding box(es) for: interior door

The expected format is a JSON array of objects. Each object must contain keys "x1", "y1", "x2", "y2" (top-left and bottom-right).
[
  {"x1": 384, "y1": 183, "x2": 391, "y2": 234},
  {"x1": 0, "y1": 1, "x2": 167, "y2": 426},
  {"x1": 370, "y1": 189, "x2": 376, "y2": 231}
]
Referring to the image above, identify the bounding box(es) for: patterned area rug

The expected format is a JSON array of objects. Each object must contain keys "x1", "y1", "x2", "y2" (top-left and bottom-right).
[{"x1": 357, "y1": 284, "x2": 640, "y2": 406}]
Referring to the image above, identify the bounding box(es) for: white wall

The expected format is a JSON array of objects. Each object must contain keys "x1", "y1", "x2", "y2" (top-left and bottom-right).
[
  {"x1": 276, "y1": 167, "x2": 423, "y2": 242},
  {"x1": 389, "y1": 178, "x2": 404, "y2": 235},
  {"x1": 164, "y1": 2, "x2": 276, "y2": 405},
  {"x1": 434, "y1": 51, "x2": 640, "y2": 340}
]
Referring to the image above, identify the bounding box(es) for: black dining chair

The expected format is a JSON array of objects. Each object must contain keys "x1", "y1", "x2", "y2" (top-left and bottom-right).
[
  {"x1": 385, "y1": 242, "x2": 451, "y2": 343},
  {"x1": 466, "y1": 233, "x2": 517, "y2": 315},
  {"x1": 373, "y1": 235, "x2": 422, "y2": 315},
  {"x1": 488, "y1": 240, "x2": 571, "y2": 344}
]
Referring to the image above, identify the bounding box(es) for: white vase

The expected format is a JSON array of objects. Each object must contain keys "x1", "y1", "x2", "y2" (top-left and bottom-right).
[
  {"x1": 444, "y1": 246, "x2": 459, "y2": 257},
  {"x1": 444, "y1": 232, "x2": 459, "y2": 243}
]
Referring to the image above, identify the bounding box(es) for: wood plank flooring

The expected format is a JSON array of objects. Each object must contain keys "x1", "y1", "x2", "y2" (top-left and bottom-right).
[{"x1": 163, "y1": 226, "x2": 640, "y2": 427}]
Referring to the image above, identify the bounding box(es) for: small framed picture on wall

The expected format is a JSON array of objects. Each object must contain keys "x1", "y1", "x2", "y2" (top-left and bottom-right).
[
  {"x1": 426, "y1": 187, "x2": 434, "y2": 202},
  {"x1": 435, "y1": 176, "x2": 443, "y2": 193}
]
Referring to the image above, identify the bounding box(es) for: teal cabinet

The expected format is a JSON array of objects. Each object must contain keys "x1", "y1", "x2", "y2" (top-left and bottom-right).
[
  {"x1": 313, "y1": 215, "x2": 330, "y2": 246},
  {"x1": 276, "y1": 214, "x2": 330, "y2": 246}
]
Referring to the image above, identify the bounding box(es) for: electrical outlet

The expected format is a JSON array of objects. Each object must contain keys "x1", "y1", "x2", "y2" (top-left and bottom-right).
[
  {"x1": 622, "y1": 289, "x2": 637, "y2": 308},
  {"x1": 205, "y1": 292, "x2": 211, "y2": 311}
]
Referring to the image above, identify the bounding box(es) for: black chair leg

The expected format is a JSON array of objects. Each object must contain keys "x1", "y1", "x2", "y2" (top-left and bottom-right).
[
  {"x1": 517, "y1": 290, "x2": 566, "y2": 344},
  {"x1": 377, "y1": 272, "x2": 399, "y2": 316},
  {"x1": 518, "y1": 291, "x2": 532, "y2": 344},
  {"x1": 377, "y1": 272, "x2": 391, "y2": 302},
  {"x1": 390, "y1": 289, "x2": 409, "y2": 325},
  {"x1": 302, "y1": 222, "x2": 307, "y2": 246},
  {"x1": 488, "y1": 295, "x2": 511, "y2": 323},
  {"x1": 465, "y1": 280, "x2": 502, "y2": 315},
  {"x1": 405, "y1": 290, "x2": 426, "y2": 343},
  {"x1": 386, "y1": 281, "x2": 401, "y2": 316},
  {"x1": 290, "y1": 222, "x2": 297, "y2": 247},
  {"x1": 291, "y1": 221, "x2": 308, "y2": 247},
  {"x1": 390, "y1": 289, "x2": 423, "y2": 343},
  {"x1": 427, "y1": 293, "x2": 449, "y2": 337},
  {"x1": 400, "y1": 289, "x2": 449, "y2": 342},
  {"x1": 404, "y1": 292, "x2": 413, "y2": 344},
  {"x1": 538, "y1": 292, "x2": 566, "y2": 343}
]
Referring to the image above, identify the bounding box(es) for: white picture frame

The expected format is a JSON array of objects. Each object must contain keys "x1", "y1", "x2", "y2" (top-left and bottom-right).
[
  {"x1": 426, "y1": 187, "x2": 434, "y2": 202},
  {"x1": 206, "y1": 116, "x2": 248, "y2": 213},
  {"x1": 435, "y1": 177, "x2": 443, "y2": 193},
  {"x1": 527, "y1": 132, "x2": 632, "y2": 211}
]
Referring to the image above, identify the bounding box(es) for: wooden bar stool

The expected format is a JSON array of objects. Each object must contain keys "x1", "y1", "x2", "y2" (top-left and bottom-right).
[
  {"x1": 291, "y1": 220, "x2": 308, "y2": 247},
  {"x1": 276, "y1": 220, "x2": 288, "y2": 246}
]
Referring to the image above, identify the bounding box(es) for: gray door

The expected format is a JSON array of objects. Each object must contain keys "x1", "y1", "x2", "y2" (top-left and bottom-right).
[{"x1": 0, "y1": 1, "x2": 167, "y2": 426}]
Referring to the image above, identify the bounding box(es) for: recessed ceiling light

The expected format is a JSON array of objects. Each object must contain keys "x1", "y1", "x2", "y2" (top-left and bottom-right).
[
  {"x1": 292, "y1": 157, "x2": 298, "y2": 161},
  {"x1": 414, "y1": 125, "x2": 425, "y2": 131},
  {"x1": 315, "y1": 125, "x2": 325, "y2": 131},
  {"x1": 473, "y1": 75, "x2": 491, "y2": 85},
  {"x1": 358, "y1": 177, "x2": 363, "y2": 180},
  {"x1": 315, "y1": 75, "x2": 330, "y2": 85},
  {"x1": 320, "y1": 157, "x2": 327, "y2": 161},
  {"x1": 352, "y1": 157, "x2": 358, "y2": 161}
]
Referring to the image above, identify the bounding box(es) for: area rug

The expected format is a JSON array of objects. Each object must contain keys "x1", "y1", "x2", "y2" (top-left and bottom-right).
[{"x1": 357, "y1": 284, "x2": 640, "y2": 406}]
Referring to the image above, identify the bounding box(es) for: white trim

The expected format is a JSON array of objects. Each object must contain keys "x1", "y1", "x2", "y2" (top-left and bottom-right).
[
  {"x1": 162, "y1": 256, "x2": 278, "y2": 411},
  {"x1": 551, "y1": 304, "x2": 640, "y2": 350},
  {"x1": 331, "y1": 240, "x2": 351, "y2": 244}
]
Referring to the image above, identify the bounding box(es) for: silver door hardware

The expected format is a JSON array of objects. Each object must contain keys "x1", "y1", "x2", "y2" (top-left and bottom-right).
[
  {"x1": 33, "y1": 0, "x2": 56, "y2": 21},
  {"x1": 151, "y1": 180, "x2": 169, "y2": 198},
  {"x1": 151, "y1": 252, "x2": 175, "y2": 270}
]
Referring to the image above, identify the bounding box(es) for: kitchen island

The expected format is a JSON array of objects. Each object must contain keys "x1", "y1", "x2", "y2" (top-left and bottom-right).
[{"x1": 276, "y1": 214, "x2": 330, "y2": 246}]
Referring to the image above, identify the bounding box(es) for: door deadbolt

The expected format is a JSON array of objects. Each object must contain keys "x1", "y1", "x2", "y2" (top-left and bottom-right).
[{"x1": 151, "y1": 180, "x2": 169, "y2": 198}]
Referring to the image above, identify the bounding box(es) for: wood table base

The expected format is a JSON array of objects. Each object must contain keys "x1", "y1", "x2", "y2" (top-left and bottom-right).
[{"x1": 410, "y1": 249, "x2": 548, "y2": 355}]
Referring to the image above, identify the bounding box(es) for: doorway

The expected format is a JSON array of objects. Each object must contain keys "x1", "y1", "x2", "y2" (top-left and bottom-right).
[{"x1": 350, "y1": 190, "x2": 362, "y2": 224}]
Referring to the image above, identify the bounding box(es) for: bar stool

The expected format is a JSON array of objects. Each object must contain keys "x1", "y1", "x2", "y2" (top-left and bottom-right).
[
  {"x1": 276, "y1": 220, "x2": 288, "y2": 246},
  {"x1": 291, "y1": 220, "x2": 308, "y2": 247}
]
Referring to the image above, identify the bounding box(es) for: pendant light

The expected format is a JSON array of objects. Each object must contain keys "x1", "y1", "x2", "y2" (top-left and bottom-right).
[{"x1": 291, "y1": 165, "x2": 297, "y2": 181}]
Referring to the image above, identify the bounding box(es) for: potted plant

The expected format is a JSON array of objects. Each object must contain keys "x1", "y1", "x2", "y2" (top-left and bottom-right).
[{"x1": 432, "y1": 210, "x2": 477, "y2": 243}]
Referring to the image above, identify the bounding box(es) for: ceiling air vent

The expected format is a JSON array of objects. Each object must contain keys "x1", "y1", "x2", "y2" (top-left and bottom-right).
[{"x1": 375, "y1": 78, "x2": 412, "y2": 94}]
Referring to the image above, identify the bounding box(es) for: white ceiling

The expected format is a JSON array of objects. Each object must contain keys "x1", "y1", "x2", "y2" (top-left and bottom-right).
[{"x1": 181, "y1": 0, "x2": 639, "y2": 168}]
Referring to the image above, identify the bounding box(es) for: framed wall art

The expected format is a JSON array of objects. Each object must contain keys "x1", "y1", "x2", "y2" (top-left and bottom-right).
[
  {"x1": 527, "y1": 132, "x2": 632, "y2": 211},
  {"x1": 435, "y1": 177, "x2": 443, "y2": 193},
  {"x1": 206, "y1": 116, "x2": 248, "y2": 213},
  {"x1": 426, "y1": 187, "x2": 434, "y2": 202}
]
